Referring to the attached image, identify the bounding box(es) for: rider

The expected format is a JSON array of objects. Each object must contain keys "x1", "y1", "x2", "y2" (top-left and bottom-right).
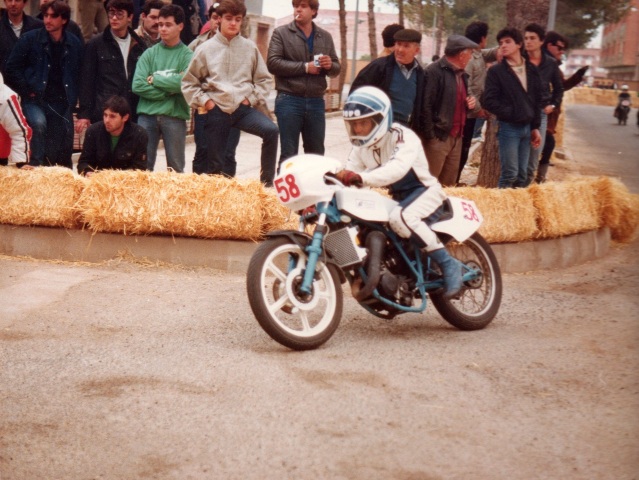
[
  {"x1": 615, "y1": 85, "x2": 632, "y2": 120},
  {"x1": 335, "y1": 86, "x2": 464, "y2": 299}
]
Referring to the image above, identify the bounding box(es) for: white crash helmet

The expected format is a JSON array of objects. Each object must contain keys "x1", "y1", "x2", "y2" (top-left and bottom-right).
[
  {"x1": 621, "y1": 84, "x2": 629, "y2": 91},
  {"x1": 343, "y1": 86, "x2": 393, "y2": 148}
]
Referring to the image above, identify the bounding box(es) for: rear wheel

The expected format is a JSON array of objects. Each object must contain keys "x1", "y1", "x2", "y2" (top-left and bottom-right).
[
  {"x1": 246, "y1": 236, "x2": 343, "y2": 350},
  {"x1": 430, "y1": 233, "x2": 502, "y2": 330}
]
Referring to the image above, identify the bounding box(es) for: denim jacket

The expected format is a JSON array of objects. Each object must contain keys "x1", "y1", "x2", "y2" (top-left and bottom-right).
[{"x1": 5, "y1": 27, "x2": 83, "y2": 108}]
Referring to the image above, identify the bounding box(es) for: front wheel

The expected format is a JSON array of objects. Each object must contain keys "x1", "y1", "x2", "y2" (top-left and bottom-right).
[
  {"x1": 430, "y1": 233, "x2": 502, "y2": 330},
  {"x1": 246, "y1": 236, "x2": 343, "y2": 350}
]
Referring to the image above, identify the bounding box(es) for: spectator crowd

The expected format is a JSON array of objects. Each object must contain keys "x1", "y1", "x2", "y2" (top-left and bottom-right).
[{"x1": 0, "y1": 0, "x2": 590, "y2": 189}]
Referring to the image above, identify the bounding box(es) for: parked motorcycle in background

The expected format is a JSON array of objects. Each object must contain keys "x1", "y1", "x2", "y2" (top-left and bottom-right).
[{"x1": 246, "y1": 155, "x2": 502, "y2": 351}]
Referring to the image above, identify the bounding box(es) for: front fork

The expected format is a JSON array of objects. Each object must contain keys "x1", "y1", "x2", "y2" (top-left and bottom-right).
[{"x1": 298, "y1": 204, "x2": 329, "y2": 295}]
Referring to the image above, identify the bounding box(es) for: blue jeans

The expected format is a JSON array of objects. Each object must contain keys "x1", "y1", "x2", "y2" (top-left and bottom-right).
[
  {"x1": 22, "y1": 100, "x2": 73, "y2": 168},
  {"x1": 497, "y1": 121, "x2": 531, "y2": 189},
  {"x1": 524, "y1": 112, "x2": 547, "y2": 187},
  {"x1": 274, "y1": 92, "x2": 325, "y2": 164},
  {"x1": 204, "y1": 104, "x2": 279, "y2": 186},
  {"x1": 193, "y1": 110, "x2": 241, "y2": 176},
  {"x1": 138, "y1": 114, "x2": 186, "y2": 172}
]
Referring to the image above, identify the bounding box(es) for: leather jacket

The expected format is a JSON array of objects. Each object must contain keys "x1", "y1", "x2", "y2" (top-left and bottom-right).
[
  {"x1": 267, "y1": 21, "x2": 340, "y2": 98},
  {"x1": 421, "y1": 56, "x2": 470, "y2": 141},
  {"x1": 77, "y1": 120, "x2": 148, "y2": 175},
  {"x1": 78, "y1": 26, "x2": 147, "y2": 122},
  {"x1": 483, "y1": 58, "x2": 543, "y2": 129}
]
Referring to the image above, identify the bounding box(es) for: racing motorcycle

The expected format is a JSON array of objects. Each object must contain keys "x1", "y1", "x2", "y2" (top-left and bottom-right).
[
  {"x1": 246, "y1": 155, "x2": 502, "y2": 350},
  {"x1": 615, "y1": 100, "x2": 631, "y2": 125}
]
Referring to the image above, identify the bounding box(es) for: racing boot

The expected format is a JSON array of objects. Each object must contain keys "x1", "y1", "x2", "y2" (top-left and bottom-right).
[
  {"x1": 535, "y1": 163, "x2": 550, "y2": 184},
  {"x1": 429, "y1": 248, "x2": 464, "y2": 299}
]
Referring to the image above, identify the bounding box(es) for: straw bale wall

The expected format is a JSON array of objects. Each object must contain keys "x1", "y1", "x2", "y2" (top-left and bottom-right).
[
  {"x1": 1, "y1": 168, "x2": 638, "y2": 245},
  {"x1": 594, "y1": 176, "x2": 639, "y2": 243},
  {"x1": 0, "y1": 167, "x2": 85, "y2": 229},
  {"x1": 564, "y1": 88, "x2": 639, "y2": 108},
  {"x1": 444, "y1": 186, "x2": 538, "y2": 243},
  {"x1": 76, "y1": 171, "x2": 265, "y2": 241},
  {"x1": 529, "y1": 179, "x2": 602, "y2": 238}
]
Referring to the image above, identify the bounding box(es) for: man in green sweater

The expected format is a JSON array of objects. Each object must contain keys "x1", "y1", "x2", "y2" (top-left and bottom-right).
[{"x1": 132, "y1": 3, "x2": 192, "y2": 172}]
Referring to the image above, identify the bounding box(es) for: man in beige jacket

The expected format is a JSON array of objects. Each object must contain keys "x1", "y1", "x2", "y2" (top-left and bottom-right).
[{"x1": 181, "y1": 0, "x2": 278, "y2": 185}]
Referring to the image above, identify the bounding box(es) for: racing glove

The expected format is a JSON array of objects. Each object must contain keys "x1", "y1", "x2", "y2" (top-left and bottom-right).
[{"x1": 335, "y1": 170, "x2": 363, "y2": 187}]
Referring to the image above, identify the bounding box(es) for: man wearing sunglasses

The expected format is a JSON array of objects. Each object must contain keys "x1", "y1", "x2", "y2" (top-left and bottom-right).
[
  {"x1": 535, "y1": 31, "x2": 588, "y2": 183},
  {"x1": 77, "y1": 0, "x2": 146, "y2": 129},
  {"x1": 4, "y1": 0, "x2": 83, "y2": 168}
]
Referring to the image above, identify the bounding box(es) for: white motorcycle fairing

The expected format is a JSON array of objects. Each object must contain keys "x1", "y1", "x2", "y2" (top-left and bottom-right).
[
  {"x1": 431, "y1": 196, "x2": 483, "y2": 243},
  {"x1": 334, "y1": 188, "x2": 398, "y2": 223},
  {"x1": 273, "y1": 154, "x2": 483, "y2": 244}
]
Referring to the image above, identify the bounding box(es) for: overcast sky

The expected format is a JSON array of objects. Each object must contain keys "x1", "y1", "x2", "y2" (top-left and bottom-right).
[{"x1": 267, "y1": 0, "x2": 398, "y2": 20}]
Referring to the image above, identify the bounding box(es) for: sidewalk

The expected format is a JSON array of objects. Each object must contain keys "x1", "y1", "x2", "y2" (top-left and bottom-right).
[{"x1": 150, "y1": 112, "x2": 350, "y2": 177}]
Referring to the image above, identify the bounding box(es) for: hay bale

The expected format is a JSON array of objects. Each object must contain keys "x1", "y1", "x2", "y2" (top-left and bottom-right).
[
  {"x1": 445, "y1": 186, "x2": 538, "y2": 243},
  {"x1": 529, "y1": 178, "x2": 601, "y2": 238},
  {"x1": 260, "y1": 188, "x2": 299, "y2": 233},
  {"x1": 0, "y1": 166, "x2": 85, "y2": 228},
  {"x1": 595, "y1": 176, "x2": 639, "y2": 243},
  {"x1": 76, "y1": 170, "x2": 264, "y2": 241}
]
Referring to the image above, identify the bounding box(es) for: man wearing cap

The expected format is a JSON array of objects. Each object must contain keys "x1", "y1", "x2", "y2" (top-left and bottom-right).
[
  {"x1": 420, "y1": 34, "x2": 478, "y2": 187},
  {"x1": 350, "y1": 28, "x2": 424, "y2": 134}
]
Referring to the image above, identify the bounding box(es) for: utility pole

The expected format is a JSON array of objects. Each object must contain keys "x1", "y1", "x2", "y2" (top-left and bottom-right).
[
  {"x1": 350, "y1": 0, "x2": 360, "y2": 84},
  {"x1": 547, "y1": 0, "x2": 557, "y2": 30}
]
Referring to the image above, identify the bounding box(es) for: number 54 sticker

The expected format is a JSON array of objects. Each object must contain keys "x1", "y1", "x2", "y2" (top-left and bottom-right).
[
  {"x1": 461, "y1": 200, "x2": 481, "y2": 222},
  {"x1": 274, "y1": 174, "x2": 301, "y2": 203}
]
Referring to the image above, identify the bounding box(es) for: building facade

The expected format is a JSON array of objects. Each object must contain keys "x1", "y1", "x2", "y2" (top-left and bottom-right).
[{"x1": 600, "y1": 0, "x2": 639, "y2": 90}]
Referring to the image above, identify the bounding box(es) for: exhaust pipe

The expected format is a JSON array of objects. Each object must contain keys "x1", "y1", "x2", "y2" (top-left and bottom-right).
[{"x1": 352, "y1": 231, "x2": 385, "y2": 301}]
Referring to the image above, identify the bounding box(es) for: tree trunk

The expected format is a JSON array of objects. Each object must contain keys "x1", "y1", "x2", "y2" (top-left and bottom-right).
[
  {"x1": 506, "y1": 0, "x2": 549, "y2": 31},
  {"x1": 338, "y1": 0, "x2": 348, "y2": 102},
  {"x1": 434, "y1": 0, "x2": 445, "y2": 59},
  {"x1": 398, "y1": 0, "x2": 404, "y2": 26},
  {"x1": 476, "y1": 118, "x2": 500, "y2": 188},
  {"x1": 368, "y1": 0, "x2": 378, "y2": 60}
]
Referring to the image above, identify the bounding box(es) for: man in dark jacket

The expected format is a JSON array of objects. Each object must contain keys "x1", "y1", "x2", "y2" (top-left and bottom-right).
[
  {"x1": 5, "y1": 0, "x2": 83, "y2": 168},
  {"x1": 420, "y1": 34, "x2": 478, "y2": 187},
  {"x1": 267, "y1": 0, "x2": 340, "y2": 164},
  {"x1": 77, "y1": 95, "x2": 148, "y2": 176},
  {"x1": 77, "y1": 0, "x2": 146, "y2": 129},
  {"x1": 483, "y1": 27, "x2": 543, "y2": 189},
  {"x1": 351, "y1": 28, "x2": 424, "y2": 134},
  {"x1": 523, "y1": 23, "x2": 563, "y2": 186},
  {"x1": 536, "y1": 31, "x2": 588, "y2": 183},
  {"x1": 0, "y1": 0, "x2": 43, "y2": 76}
]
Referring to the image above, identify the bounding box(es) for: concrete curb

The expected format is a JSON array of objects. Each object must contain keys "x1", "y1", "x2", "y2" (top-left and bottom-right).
[{"x1": 0, "y1": 224, "x2": 610, "y2": 274}]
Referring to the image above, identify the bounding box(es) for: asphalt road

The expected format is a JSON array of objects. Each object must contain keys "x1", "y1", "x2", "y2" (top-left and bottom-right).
[
  {"x1": 564, "y1": 103, "x2": 639, "y2": 193},
  {"x1": 1, "y1": 104, "x2": 638, "y2": 479}
]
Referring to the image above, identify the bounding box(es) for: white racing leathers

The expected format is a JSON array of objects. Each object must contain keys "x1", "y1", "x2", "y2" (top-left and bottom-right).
[
  {"x1": 0, "y1": 72, "x2": 31, "y2": 164},
  {"x1": 345, "y1": 123, "x2": 447, "y2": 251}
]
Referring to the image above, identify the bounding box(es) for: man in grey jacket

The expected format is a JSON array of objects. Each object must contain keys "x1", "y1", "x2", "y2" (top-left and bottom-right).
[
  {"x1": 181, "y1": 0, "x2": 278, "y2": 185},
  {"x1": 266, "y1": 0, "x2": 339, "y2": 165}
]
